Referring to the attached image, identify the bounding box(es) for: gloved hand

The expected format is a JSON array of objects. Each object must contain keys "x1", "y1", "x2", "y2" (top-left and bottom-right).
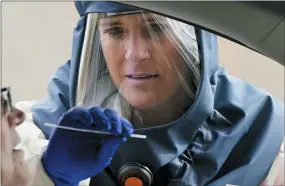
[{"x1": 42, "y1": 106, "x2": 134, "y2": 186}]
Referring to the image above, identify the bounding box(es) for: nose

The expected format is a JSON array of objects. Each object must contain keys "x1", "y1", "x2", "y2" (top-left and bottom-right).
[
  {"x1": 8, "y1": 107, "x2": 25, "y2": 127},
  {"x1": 125, "y1": 34, "x2": 151, "y2": 62}
]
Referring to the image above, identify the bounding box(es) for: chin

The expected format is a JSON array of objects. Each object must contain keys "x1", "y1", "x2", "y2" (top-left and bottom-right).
[
  {"x1": 129, "y1": 101, "x2": 155, "y2": 111},
  {"x1": 122, "y1": 92, "x2": 157, "y2": 111}
]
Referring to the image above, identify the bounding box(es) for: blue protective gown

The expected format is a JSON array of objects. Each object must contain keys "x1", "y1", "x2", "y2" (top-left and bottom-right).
[{"x1": 32, "y1": 1, "x2": 284, "y2": 186}]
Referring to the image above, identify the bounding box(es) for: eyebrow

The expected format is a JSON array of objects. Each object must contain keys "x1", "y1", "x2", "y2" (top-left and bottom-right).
[
  {"x1": 100, "y1": 21, "x2": 122, "y2": 27},
  {"x1": 145, "y1": 17, "x2": 156, "y2": 23}
]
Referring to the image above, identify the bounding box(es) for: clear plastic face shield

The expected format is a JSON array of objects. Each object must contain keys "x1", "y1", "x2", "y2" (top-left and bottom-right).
[{"x1": 76, "y1": 10, "x2": 200, "y2": 129}]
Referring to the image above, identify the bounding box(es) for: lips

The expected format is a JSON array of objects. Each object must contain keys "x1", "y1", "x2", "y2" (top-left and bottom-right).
[{"x1": 126, "y1": 74, "x2": 159, "y2": 79}]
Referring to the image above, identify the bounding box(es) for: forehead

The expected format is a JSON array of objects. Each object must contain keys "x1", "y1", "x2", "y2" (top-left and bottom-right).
[{"x1": 99, "y1": 13, "x2": 159, "y2": 26}]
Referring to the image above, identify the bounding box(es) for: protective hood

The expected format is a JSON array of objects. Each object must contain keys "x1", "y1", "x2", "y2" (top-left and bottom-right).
[{"x1": 32, "y1": 1, "x2": 284, "y2": 186}]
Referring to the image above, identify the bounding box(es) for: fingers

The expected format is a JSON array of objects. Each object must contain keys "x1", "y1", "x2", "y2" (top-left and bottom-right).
[
  {"x1": 89, "y1": 107, "x2": 133, "y2": 137},
  {"x1": 96, "y1": 137, "x2": 125, "y2": 165},
  {"x1": 104, "y1": 109, "x2": 122, "y2": 135},
  {"x1": 88, "y1": 107, "x2": 111, "y2": 131},
  {"x1": 59, "y1": 106, "x2": 134, "y2": 138},
  {"x1": 88, "y1": 107, "x2": 134, "y2": 137},
  {"x1": 121, "y1": 118, "x2": 134, "y2": 137},
  {"x1": 59, "y1": 107, "x2": 94, "y2": 126}
]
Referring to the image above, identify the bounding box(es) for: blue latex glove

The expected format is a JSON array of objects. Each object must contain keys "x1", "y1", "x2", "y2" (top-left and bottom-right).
[{"x1": 42, "y1": 106, "x2": 134, "y2": 186}]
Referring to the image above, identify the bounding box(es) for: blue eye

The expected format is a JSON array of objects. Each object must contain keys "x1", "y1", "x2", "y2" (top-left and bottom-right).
[
  {"x1": 143, "y1": 23, "x2": 166, "y2": 39},
  {"x1": 150, "y1": 24, "x2": 163, "y2": 33},
  {"x1": 105, "y1": 27, "x2": 124, "y2": 37}
]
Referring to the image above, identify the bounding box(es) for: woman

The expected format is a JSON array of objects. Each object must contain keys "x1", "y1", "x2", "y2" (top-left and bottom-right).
[{"x1": 25, "y1": 1, "x2": 283, "y2": 186}]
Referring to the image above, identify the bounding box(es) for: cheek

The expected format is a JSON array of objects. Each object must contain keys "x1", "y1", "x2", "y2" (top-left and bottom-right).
[
  {"x1": 101, "y1": 39, "x2": 125, "y2": 87},
  {"x1": 12, "y1": 150, "x2": 31, "y2": 185},
  {"x1": 154, "y1": 39, "x2": 188, "y2": 82},
  {"x1": 1, "y1": 118, "x2": 15, "y2": 185},
  {"x1": 1, "y1": 117, "x2": 11, "y2": 149}
]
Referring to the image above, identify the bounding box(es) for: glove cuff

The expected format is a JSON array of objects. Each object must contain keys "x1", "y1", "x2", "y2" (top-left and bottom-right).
[{"x1": 41, "y1": 156, "x2": 79, "y2": 186}]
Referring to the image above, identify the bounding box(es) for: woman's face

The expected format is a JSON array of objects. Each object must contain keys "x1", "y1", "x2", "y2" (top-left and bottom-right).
[{"x1": 99, "y1": 13, "x2": 189, "y2": 110}]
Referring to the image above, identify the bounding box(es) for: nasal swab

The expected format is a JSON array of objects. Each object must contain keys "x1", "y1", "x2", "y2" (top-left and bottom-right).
[{"x1": 44, "y1": 123, "x2": 147, "y2": 139}]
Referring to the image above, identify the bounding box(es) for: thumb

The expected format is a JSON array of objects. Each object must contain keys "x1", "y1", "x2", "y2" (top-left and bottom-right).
[{"x1": 96, "y1": 137, "x2": 125, "y2": 165}]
